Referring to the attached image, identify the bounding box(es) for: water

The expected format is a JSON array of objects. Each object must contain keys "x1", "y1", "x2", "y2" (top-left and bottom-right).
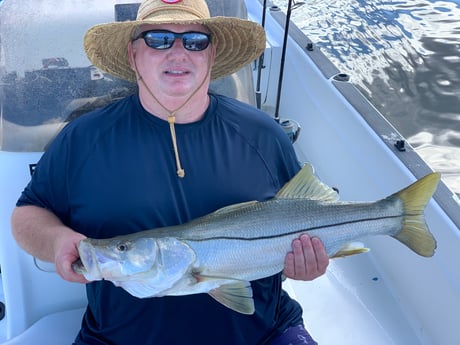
[{"x1": 271, "y1": 0, "x2": 460, "y2": 194}]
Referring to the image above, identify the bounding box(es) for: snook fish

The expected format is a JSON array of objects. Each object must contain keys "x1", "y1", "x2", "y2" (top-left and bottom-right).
[{"x1": 72, "y1": 164, "x2": 439, "y2": 314}]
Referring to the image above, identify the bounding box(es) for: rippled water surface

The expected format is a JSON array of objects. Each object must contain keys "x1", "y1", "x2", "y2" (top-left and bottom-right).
[{"x1": 271, "y1": 0, "x2": 460, "y2": 194}]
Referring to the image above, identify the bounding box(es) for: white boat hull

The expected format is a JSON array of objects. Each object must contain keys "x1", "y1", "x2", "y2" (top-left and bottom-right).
[{"x1": 245, "y1": 1, "x2": 460, "y2": 344}]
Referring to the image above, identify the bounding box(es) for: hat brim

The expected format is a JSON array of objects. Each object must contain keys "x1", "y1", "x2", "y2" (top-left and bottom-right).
[{"x1": 84, "y1": 17, "x2": 266, "y2": 82}]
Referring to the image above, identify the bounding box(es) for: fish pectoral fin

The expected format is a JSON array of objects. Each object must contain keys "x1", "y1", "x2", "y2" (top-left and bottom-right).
[
  {"x1": 207, "y1": 280, "x2": 255, "y2": 315},
  {"x1": 331, "y1": 242, "x2": 370, "y2": 258}
]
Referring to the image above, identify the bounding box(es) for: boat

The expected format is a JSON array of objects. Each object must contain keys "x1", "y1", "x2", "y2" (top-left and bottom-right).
[{"x1": 0, "y1": 0, "x2": 459, "y2": 343}]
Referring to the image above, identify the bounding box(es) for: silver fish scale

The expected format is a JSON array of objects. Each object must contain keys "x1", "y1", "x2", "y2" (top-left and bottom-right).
[
  {"x1": 162, "y1": 196, "x2": 404, "y2": 281},
  {"x1": 168, "y1": 197, "x2": 405, "y2": 241}
]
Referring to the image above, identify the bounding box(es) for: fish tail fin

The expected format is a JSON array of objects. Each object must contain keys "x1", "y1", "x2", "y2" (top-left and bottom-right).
[{"x1": 391, "y1": 172, "x2": 440, "y2": 257}]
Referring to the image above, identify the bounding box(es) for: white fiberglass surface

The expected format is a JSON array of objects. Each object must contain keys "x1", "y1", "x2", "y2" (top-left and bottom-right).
[{"x1": 284, "y1": 253, "x2": 420, "y2": 345}]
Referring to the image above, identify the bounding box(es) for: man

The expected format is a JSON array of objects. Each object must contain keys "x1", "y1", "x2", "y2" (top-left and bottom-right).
[{"x1": 11, "y1": 0, "x2": 329, "y2": 344}]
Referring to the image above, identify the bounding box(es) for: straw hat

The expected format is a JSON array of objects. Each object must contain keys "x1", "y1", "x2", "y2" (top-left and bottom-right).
[{"x1": 84, "y1": 0, "x2": 266, "y2": 82}]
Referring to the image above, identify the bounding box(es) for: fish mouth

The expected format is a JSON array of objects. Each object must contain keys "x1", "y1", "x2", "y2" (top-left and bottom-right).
[
  {"x1": 71, "y1": 258, "x2": 86, "y2": 274},
  {"x1": 74, "y1": 239, "x2": 104, "y2": 281},
  {"x1": 74, "y1": 239, "x2": 130, "y2": 281}
]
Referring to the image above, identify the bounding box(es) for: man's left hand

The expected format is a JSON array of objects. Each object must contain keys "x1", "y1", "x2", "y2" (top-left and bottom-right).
[{"x1": 283, "y1": 234, "x2": 329, "y2": 281}]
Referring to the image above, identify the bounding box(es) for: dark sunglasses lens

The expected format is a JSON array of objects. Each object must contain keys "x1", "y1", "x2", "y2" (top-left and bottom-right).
[
  {"x1": 141, "y1": 31, "x2": 210, "y2": 51},
  {"x1": 183, "y1": 33, "x2": 210, "y2": 51},
  {"x1": 144, "y1": 32, "x2": 176, "y2": 49}
]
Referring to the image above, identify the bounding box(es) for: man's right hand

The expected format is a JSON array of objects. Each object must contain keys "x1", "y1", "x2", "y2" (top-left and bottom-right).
[{"x1": 54, "y1": 230, "x2": 89, "y2": 283}]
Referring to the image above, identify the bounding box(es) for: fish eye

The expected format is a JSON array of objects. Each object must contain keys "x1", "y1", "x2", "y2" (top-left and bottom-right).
[{"x1": 116, "y1": 242, "x2": 130, "y2": 252}]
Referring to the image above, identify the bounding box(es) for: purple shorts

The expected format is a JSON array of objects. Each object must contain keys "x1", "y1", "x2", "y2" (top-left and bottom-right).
[{"x1": 268, "y1": 325, "x2": 318, "y2": 345}]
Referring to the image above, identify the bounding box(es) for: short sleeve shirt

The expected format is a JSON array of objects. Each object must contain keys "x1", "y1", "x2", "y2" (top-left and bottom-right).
[{"x1": 17, "y1": 93, "x2": 303, "y2": 345}]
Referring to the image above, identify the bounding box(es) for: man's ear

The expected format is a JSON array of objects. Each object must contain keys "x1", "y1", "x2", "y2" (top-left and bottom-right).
[
  {"x1": 128, "y1": 41, "x2": 136, "y2": 70},
  {"x1": 210, "y1": 44, "x2": 217, "y2": 66}
]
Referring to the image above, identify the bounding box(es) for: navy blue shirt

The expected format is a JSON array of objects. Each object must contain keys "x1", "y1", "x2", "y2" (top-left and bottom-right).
[{"x1": 18, "y1": 93, "x2": 303, "y2": 345}]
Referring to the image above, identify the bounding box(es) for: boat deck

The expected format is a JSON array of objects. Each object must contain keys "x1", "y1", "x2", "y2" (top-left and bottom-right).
[{"x1": 286, "y1": 256, "x2": 421, "y2": 345}]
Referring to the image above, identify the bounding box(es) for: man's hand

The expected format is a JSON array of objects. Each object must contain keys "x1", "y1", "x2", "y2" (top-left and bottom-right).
[
  {"x1": 54, "y1": 230, "x2": 89, "y2": 284},
  {"x1": 283, "y1": 234, "x2": 329, "y2": 281}
]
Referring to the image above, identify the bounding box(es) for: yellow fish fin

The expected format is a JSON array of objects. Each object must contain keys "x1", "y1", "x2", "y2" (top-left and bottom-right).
[
  {"x1": 276, "y1": 163, "x2": 339, "y2": 201},
  {"x1": 207, "y1": 280, "x2": 254, "y2": 315},
  {"x1": 391, "y1": 172, "x2": 440, "y2": 257},
  {"x1": 212, "y1": 201, "x2": 259, "y2": 215},
  {"x1": 331, "y1": 242, "x2": 370, "y2": 258}
]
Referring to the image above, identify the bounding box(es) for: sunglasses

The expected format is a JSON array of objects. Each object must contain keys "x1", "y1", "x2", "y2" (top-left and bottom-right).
[{"x1": 134, "y1": 30, "x2": 211, "y2": 51}]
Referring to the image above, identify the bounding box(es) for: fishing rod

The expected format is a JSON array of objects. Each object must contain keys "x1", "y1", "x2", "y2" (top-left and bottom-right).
[
  {"x1": 274, "y1": 0, "x2": 295, "y2": 123},
  {"x1": 255, "y1": 0, "x2": 268, "y2": 109},
  {"x1": 273, "y1": 0, "x2": 304, "y2": 143},
  {"x1": 257, "y1": 0, "x2": 304, "y2": 112}
]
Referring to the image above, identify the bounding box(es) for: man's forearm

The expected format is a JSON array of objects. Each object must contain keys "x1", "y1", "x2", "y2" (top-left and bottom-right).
[{"x1": 11, "y1": 205, "x2": 75, "y2": 262}]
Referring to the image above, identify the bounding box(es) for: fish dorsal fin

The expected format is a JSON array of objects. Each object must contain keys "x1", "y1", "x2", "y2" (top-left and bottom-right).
[
  {"x1": 276, "y1": 163, "x2": 339, "y2": 201},
  {"x1": 212, "y1": 201, "x2": 259, "y2": 215}
]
